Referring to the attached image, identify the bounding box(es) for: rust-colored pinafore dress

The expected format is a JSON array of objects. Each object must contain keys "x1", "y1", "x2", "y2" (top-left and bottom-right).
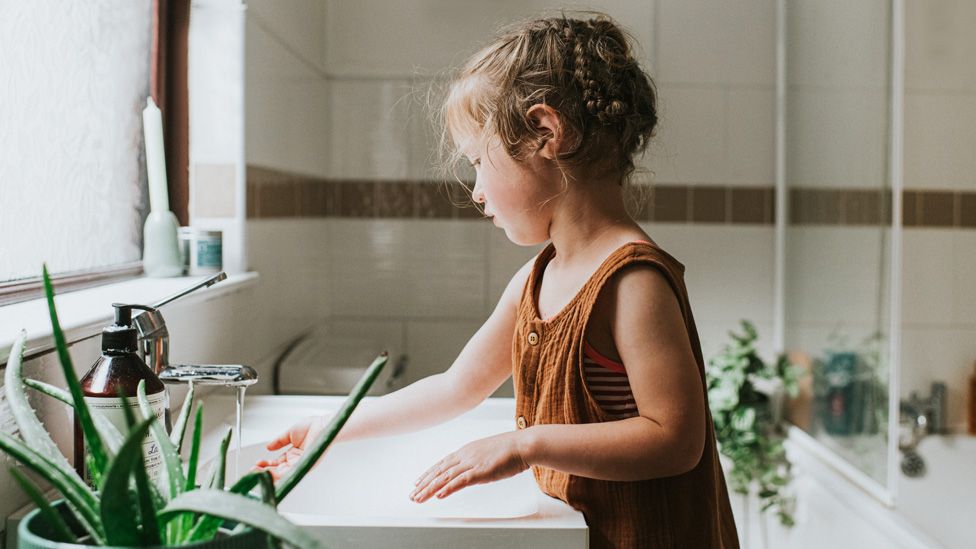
[{"x1": 512, "y1": 241, "x2": 739, "y2": 549}]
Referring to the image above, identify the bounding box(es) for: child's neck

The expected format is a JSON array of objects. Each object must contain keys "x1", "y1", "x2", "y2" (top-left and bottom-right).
[{"x1": 546, "y1": 179, "x2": 643, "y2": 266}]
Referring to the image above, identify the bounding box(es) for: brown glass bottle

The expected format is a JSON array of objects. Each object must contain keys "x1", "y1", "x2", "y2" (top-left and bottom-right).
[{"x1": 73, "y1": 304, "x2": 167, "y2": 483}]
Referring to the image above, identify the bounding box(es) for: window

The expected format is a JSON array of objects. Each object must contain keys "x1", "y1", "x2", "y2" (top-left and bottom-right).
[{"x1": 0, "y1": 1, "x2": 189, "y2": 304}]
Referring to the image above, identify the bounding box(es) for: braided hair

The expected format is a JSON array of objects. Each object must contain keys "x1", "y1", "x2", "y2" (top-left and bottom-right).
[{"x1": 441, "y1": 13, "x2": 658, "y2": 184}]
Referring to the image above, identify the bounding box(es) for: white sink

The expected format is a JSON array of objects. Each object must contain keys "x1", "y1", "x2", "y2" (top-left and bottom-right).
[{"x1": 197, "y1": 395, "x2": 587, "y2": 548}]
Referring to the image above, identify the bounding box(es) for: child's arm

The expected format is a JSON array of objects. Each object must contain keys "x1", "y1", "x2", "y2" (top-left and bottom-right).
[
  {"x1": 258, "y1": 260, "x2": 534, "y2": 477},
  {"x1": 411, "y1": 264, "x2": 706, "y2": 501}
]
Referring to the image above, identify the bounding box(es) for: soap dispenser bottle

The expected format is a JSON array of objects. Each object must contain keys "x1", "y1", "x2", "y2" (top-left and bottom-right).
[{"x1": 73, "y1": 303, "x2": 167, "y2": 484}]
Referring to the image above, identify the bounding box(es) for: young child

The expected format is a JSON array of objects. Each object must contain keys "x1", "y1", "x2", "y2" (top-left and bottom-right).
[{"x1": 258, "y1": 13, "x2": 739, "y2": 548}]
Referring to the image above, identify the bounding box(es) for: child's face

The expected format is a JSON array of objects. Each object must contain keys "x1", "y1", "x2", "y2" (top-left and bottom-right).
[{"x1": 465, "y1": 135, "x2": 561, "y2": 246}]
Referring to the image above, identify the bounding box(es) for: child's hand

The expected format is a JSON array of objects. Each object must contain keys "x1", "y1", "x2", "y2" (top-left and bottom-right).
[
  {"x1": 409, "y1": 431, "x2": 530, "y2": 503},
  {"x1": 254, "y1": 414, "x2": 329, "y2": 481}
]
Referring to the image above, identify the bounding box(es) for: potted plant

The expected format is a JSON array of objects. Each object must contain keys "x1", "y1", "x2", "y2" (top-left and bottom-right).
[
  {"x1": 2, "y1": 267, "x2": 387, "y2": 548},
  {"x1": 705, "y1": 320, "x2": 801, "y2": 529}
]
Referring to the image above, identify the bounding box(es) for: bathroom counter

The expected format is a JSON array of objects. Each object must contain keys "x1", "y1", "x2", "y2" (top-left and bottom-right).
[{"x1": 196, "y1": 394, "x2": 588, "y2": 548}]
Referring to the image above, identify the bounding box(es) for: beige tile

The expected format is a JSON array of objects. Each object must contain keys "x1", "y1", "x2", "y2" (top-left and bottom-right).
[
  {"x1": 786, "y1": 88, "x2": 887, "y2": 188},
  {"x1": 904, "y1": 93, "x2": 976, "y2": 190},
  {"x1": 905, "y1": 0, "x2": 976, "y2": 92},
  {"x1": 330, "y1": 80, "x2": 413, "y2": 179},
  {"x1": 404, "y1": 319, "x2": 485, "y2": 384},
  {"x1": 785, "y1": 0, "x2": 890, "y2": 89},
  {"x1": 647, "y1": 85, "x2": 726, "y2": 184},
  {"x1": 245, "y1": 15, "x2": 322, "y2": 81},
  {"x1": 326, "y1": 219, "x2": 488, "y2": 318},
  {"x1": 657, "y1": 0, "x2": 775, "y2": 86},
  {"x1": 727, "y1": 88, "x2": 775, "y2": 185},
  {"x1": 192, "y1": 163, "x2": 237, "y2": 218},
  {"x1": 902, "y1": 231, "x2": 955, "y2": 326}
]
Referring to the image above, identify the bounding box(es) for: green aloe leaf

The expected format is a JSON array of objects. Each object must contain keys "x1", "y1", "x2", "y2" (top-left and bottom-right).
[
  {"x1": 184, "y1": 470, "x2": 272, "y2": 542},
  {"x1": 209, "y1": 427, "x2": 233, "y2": 491},
  {"x1": 9, "y1": 467, "x2": 76, "y2": 543},
  {"x1": 99, "y1": 417, "x2": 154, "y2": 546},
  {"x1": 4, "y1": 332, "x2": 77, "y2": 476},
  {"x1": 42, "y1": 265, "x2": 109, "y2": 481},
  {"x1": 0, "y1": 431, "x2": 103, "y2": 543},
  {"x1": 23, "y1": 378, "x2": 124, "y2": 454},
  {"x1": 186, "y1": 403, "x2": 204, "y2": 491},
  {"x1": 120, "y1": 395, "x2": 163, "y2": 546},
  {"x1": 137, "y1": 380, "x2": 185, "y2": 499},
  {"x1": 170, "y1": 381, "x2": 195, "y2": 452},
  {"x1": 160, "y1": 490, "x2": 322, "y2": 549},
  {"x1": 276, "y1": 352, "x2": 387, "y2": 502}
]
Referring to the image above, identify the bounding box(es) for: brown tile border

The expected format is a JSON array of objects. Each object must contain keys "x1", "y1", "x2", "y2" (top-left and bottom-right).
[{"x1": 246, "y1": 166, "x2": 976, "y2": 228}]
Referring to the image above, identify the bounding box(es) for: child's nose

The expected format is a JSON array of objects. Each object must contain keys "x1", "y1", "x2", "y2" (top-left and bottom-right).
[{"x1": 471, "y1": 180, "x2": 485, "y2": 204}]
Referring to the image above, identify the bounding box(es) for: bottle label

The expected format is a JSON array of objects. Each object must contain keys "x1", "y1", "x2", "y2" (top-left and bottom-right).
[{"x1": 84, "y1": 392, "x2": 167, "y2": 483}]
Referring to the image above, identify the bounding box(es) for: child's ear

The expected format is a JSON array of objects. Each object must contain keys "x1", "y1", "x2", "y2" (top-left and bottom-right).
[{"x1": 526, "y1": 104, "x2": 563, "y2": 160}]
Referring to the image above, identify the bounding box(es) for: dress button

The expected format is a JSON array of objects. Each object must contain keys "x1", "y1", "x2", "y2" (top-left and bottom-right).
[
  {"x1": 527, "y1": 332, "x2": 539, "y2": 345},
  {"x1": 516, "y1": 416, "x2": 527, "y2": 429}
]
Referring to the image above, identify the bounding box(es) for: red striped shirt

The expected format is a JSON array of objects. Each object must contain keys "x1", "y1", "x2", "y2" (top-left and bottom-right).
[{"x1": 582, "y1": 341, "x2": 638, "y2": 419}]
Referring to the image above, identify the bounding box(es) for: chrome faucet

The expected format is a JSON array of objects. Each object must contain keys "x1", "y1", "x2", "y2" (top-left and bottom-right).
[
  {"x1": 131, "y1": 272, "x2": 258, "y2": 388},
  {"x1": 898, "y1": 381, "x2": 947, "y2": 478}
]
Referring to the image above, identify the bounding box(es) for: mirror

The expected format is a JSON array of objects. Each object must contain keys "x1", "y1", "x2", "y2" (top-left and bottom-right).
[{"x1": 781, "y1": 0, "x2": 894, "y2": 488}]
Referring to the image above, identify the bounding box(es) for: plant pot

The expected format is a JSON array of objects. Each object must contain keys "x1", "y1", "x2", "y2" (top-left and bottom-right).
[{"x1": 18, "y1": 501, "x2": 271, "y2": 549}]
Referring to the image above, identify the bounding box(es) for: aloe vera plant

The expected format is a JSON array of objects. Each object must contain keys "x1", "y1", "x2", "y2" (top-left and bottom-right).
[{"x1": 0, "y1": 266, "x2": 388, "y2": 547}]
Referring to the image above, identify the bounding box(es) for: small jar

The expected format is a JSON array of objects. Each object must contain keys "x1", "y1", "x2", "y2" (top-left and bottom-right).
[{"x1": 178, "y1": 228, "x2": 222, "y2": 275}]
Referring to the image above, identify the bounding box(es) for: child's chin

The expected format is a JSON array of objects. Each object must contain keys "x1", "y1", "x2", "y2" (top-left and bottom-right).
[{"x1": 502, "y1": 227, "x2": 547, "y2": 247}]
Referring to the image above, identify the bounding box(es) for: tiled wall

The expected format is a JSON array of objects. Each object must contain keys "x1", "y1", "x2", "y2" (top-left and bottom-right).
[
  {"x1": 900, "y1": 0, "x2": 976, "y2": 433},
  {"x1": 244, "y1": 0, "x2": 782, "y2": 396}
]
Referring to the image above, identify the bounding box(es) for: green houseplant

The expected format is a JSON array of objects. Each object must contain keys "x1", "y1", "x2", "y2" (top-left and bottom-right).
[
  {"x1": 706, "y1": 320, "x2": 801, "y2": 528},
  {"x1": 1, "y1": 267, "x2": 387, "y2": 548}
]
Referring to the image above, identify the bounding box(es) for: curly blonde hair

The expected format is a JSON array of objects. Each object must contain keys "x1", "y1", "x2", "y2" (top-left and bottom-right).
[{"x1": 439, "y1": 13, "x2": 658, "y2": 187}]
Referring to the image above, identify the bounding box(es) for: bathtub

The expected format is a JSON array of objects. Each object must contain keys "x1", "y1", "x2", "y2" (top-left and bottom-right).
[{"x1": 197, "y1": 394, "x2": 587, "y2": 548}]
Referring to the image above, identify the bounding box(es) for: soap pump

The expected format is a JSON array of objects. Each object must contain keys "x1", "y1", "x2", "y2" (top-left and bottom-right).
[{"x1": 73, "y1": 303, "x2": 167, "y2": 483}]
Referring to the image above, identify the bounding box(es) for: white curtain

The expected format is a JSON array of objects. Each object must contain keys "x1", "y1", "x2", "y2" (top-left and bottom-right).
[{"x1": 0, "y1": 1, "x2": 152, "y2": 282}]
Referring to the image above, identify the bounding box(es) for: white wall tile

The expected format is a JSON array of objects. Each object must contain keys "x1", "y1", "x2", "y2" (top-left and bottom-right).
[
  {"x1": 329, "y1": 80, "x2": 414, "y2": 179},
  {"x1": 900, "y1": 326, "x2": 976, "y2": 430},
  {"x1": 643, "y1": 224, "x2": 775, "y2": 326},
  {"x1": 904, "y1": 92, "x2": 976, "y2": 189},
  {"x1": 786, "y1": 88, "x2": 887, "y2": 188},
  {"x1": 275, "y1": 318, "x2": 406, "y2": 395},
  {"x1": 325, "y1": 0, "x2": 655, "y2": 78},
  {"x1": 647, "y1": 85, "x2": 726, "y2": 183},
  {"x1": 487, "y1": 230, "x2": 544, "y2": 307},
  {"x1": 953, "y1": 231, "x2": 976, "y2": 325},
  {"x1": 246, "y1": 76, "x2": 331, "y2": 177},
  {"x1": 326, "y1": 220, "x2": 489, "y2": 318},
  {"x1": 902, "y1": 230, "x2": 955, "y2": 326},
  {"x1": 656, "y1": 0, "x2": 775, "y2": 86},
  {"x1": 784, "y1": 227, "x2": 886, "y2": 326},
  {"x1": 905, "y1": 0, "x2": 976, "y2": 93},
  {"x1": 727, "y1": 88, "x2": 775, "y2": 185},
  {"x1": 245, "y1": 5, "x2": 327, "y2": 80},
  {"x1": 403, "y1": 319, "x2": 485, "y2": 383},
  {"x1": 785, "y1": 0, "x2": 890, "y2": 90}
]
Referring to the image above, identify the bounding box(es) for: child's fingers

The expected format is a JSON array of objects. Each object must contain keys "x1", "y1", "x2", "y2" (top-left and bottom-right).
[
  {"x1": 266, "y1": 431, "x2": 293, "y2": 451},
  {"x1": 411, "y1": 464, "x2": 468, "y2": 503},
  {"x1": 435, "y1": 469, "x2": 477, "y2": 499}
]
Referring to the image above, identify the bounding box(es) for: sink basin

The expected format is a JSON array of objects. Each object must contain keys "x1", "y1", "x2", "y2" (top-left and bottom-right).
[{"x1": 196, "y1": 395, "x2": 587, "y2": 548}]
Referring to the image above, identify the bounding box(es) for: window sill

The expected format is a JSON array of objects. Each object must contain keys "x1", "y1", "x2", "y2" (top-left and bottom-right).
[{"x1": 0, "y1": 272, "x2": 258, "y2": 366}]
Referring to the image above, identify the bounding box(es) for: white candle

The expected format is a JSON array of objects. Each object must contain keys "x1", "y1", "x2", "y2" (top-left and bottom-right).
[{"x1": 143, "y1": 97, "x2": 170, "y2": 213}]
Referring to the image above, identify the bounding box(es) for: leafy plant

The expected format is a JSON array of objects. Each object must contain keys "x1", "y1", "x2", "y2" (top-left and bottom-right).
[
  {"x1": 706, "y1": 320, "x2": 801, "y2": 527},
  {"x1": 1, "y1": 266, "x2": 388, "y2": 546}
]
